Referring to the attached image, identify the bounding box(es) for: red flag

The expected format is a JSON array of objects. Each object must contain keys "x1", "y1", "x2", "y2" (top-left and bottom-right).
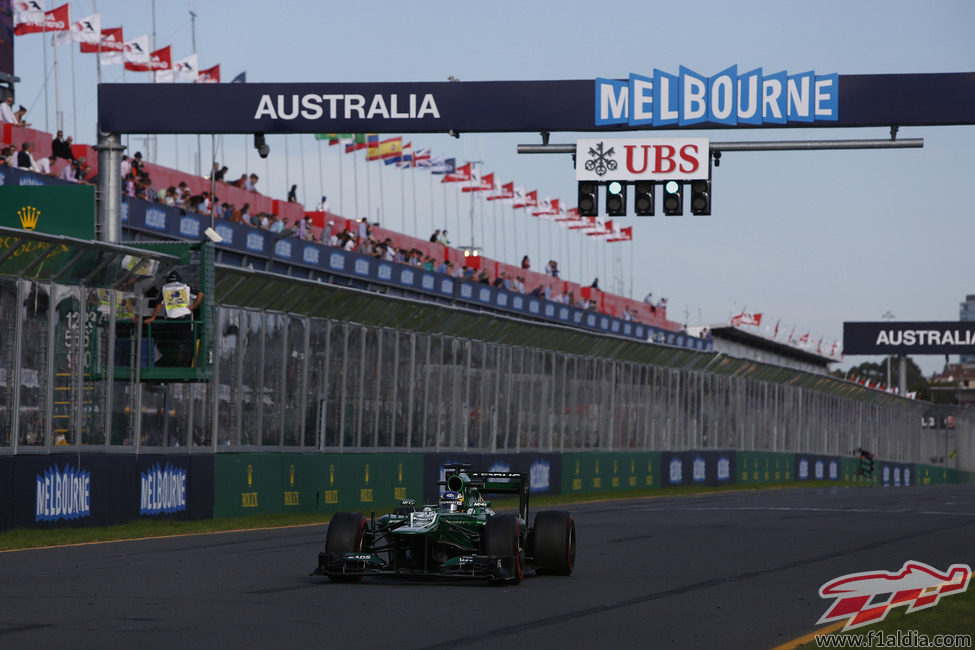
[
  {"x1": 514, "y1": 190, "x2": 538, "y2": 209},
  {"x1": 607, "y1": 226, "x2": 633, "y2": 242},
  {"x1": 14, "y1": 3, "x2": 70, "y2": 35},
  {"x1": 462, "y1": 172, "x2": 494, "y2": 192},
  {"x1": 731, "y1": 311, "x2": 763, "y2": 327},
  {"x1": 80, "y1": 26, "x2": 124, "y2": 53},
  {"x1": 125, "y1": 45, "x2": 172, "y2": 72},
  {"x1": 441, "y1": 162, "x2": 472, "y2": 183},
  {"x1": 197, "y1": 64, "x2": 220, "y2": 83},
  {"x1": 487, "y1": 181, "x2": 514, "y2": 201}
]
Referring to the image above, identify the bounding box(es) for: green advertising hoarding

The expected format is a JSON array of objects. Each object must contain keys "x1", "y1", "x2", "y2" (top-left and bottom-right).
[{"x1": 0, "y1": 185, "x2": 95, "y2": 239}]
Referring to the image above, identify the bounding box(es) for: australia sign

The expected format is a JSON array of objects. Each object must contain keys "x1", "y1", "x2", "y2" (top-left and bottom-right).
[
  {"x1": 843, "y1": 321, "x2": 975, "y2": 355},
  {"x1": 97, "y1": 70, "x2": 975, "y2": 135}
]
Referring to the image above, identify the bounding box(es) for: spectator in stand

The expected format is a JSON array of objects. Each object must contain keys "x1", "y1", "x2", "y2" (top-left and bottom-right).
[
  {"x1": 322, "y1": 220, "x2": 334, "y2": 242},
  {"x1": 0, "y1": 146, "x2": 12, "y2": 165},
  {"x1": 316, "y1": 195, "x2": 330, "y2": 211},
  {"x1": 239, "y1": 203, "x2": 251, "y2": 225},
  {"x1": 52, "y1": 131, "x2": 74, "y2": 160},
  {"x1": 547, "y1": 260, "x2": 559, "y2": 277},
  {"x1": 270, "y1": 214, "x2": 285, "y2": 235},
  {"x1": 35, "y1": 154, "x2": 55, "y2": 175},
  {"x1": 16, "y1": 142, "x2": 39, "y2": 172},
  {"x1": 591, "y1": 277, "x2": 600, "y2": 290},
  {"x1": 521, "y1": 255, "x2": 531, "y2": 270},
  {"x1": 120, "y1": 154, "x2": 131, "y2": 178},
  {"x1": 430, "y1": 229, "x2": 441, "y2": 243},
  {"x1": 231, "y1": 173, "x2": 247, "y2": 188},
  {"x1": 220, "y1": 203, "x2": 234, "y2": 221},
  {"x1": 657, "y1": 296, "x2": 667, "y2": 311},
  {"x1": 438, "y1": 230, "x2": 449, "y2": 245},
  {"x1": 287, "y1": 184, "x2": 298, "y2": 203},
  {"x1": 0, "y1": 96, "x2": 16, "y2": 124},
  {"x1": 492, "y1": 272, "x2": 505, "y2": 288},
  {"x1": 13, "y1": 105, "x2": 30, "y2": 127},
  {"x1": 357, "y1": 218, "x2": 369, "y2": 241},
  {"x1": 59, "y1": 158, "x2": 78, "y2": 182},
  {"x1": 244, "y1": 173, "x2": 259, "y2": 192},
  {"x1": 131, "y1": 152, "x2": 144, "y2": 176},
  {"x1": 296, "y1": 215, "x2": 308, "y2": 240}
]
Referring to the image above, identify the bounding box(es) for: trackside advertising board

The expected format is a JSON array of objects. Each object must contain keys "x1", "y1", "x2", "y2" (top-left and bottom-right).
[
  {"x1": 843, "y1": 321, "x2": 975, "y2": 355},
  {"x1": 97, "y1": 69, "x2": 975, "y2": 134}
]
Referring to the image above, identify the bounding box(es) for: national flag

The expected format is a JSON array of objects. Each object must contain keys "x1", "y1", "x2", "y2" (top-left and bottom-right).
[
  {"x1": 344, "y1": 134, "x2": 370, "y2": 153},
  {"x1": 413, "y1": 147, "x2": 431, "y2": 166},
  {"x1": 392, "y1": 142, "x2": 413, "y2": 167},
  {"x1": 462, "y1": 172, "x2": 494, "y2": 192},
  {"x1": 231, "y1": 71, "x2": 246, "y2": 83},
  {"x1": 441, "y1": 162, "x2": 473, "y2": 183},
  {"x1": 197, "y1": 64, "x2": 220, "y2": 83},
  {"x1": 317, "y1": 133, "x2": 353, "y2": 144},
  {"x1": 125, "y1": 45, "x2": 171, "y2": 72},
  {"x1": 487, "y1": 181, "x2": 514, "y2": 201},
  {"x1": 380, "y1": 137, "x2": 403, "y2": 160},
  {"x1": 14, "y1": 3, "x2": 69, "y2": 35},
  {"x1": 54, "y1": 12, "x2": 100, "y2": 44},
  {"x1": 730, "y1": 311, "x2": 762, "y2": 327},
  {"x1": 428, "y1": 156, "x2": 452, "y2": 174},
  {"x1": 157, "y1": 53, "x2": 198, "y2": 83},
  {"x1": 365, "y1": 134, "x2": 383, "y2": 160}
]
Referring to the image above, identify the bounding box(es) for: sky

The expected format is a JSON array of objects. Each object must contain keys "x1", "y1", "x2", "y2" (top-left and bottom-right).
[{"x1": 9, "y1": 0, "x2": 975, "y2": 377}]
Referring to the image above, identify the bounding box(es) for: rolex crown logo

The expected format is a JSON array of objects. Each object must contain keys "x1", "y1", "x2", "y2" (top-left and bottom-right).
[{"x1": 18, "y1": 205, "x2": 40, "y2": 231}]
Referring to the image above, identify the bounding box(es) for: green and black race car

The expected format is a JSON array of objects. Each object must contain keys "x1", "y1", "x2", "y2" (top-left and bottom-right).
[{"x1": 313, "y1": 463, "x2": 575, "y2": 584}]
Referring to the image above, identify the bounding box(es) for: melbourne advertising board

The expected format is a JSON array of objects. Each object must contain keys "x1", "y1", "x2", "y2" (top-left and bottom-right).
[
  {"x1": 97, "y1": 68, "x2": 975, "y2": 134},
  {"x1": 844, "y1": 321, "x2": 975, "y2": 355}
]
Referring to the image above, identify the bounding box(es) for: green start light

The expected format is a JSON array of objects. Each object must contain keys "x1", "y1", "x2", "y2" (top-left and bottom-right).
[{"x1": 607, "y1": 181, "x2": 623, "y2": 195}]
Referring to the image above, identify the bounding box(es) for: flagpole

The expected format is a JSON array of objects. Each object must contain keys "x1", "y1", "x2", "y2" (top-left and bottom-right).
[
  {"x1": 316, "y1": 138, "x2": 325, "y2": 210},
  {"x1": 284, "y1": 134, "x2": 290, "y2": 200},
  {"x1": 300, "y1": 135, "x2": 308, "y2": 207},
  {"x1": 411, "y1": 162, "x2": 418, "y2": 237},
  {"x1": 69, "y1": 34, "x2": 77, "y2": 139},
  {"x1": 190, "y1": 10, "x2": 201, "y2": 176},
  {"x1": 42, "y1": 8, "x2": 49, "y2": 132},
  {"x1": 353, "y1": 145, "x2": 359, "y2": 219},
  {"x1": 399, "y1": 159, "x2": 405, "y2": 233}
]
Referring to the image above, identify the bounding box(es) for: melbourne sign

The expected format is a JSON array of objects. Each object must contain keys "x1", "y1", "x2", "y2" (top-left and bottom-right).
[
  {"x1": 844, "y1": 321, "x2": 975, "y2": 355},
  {"x1": 575, "y1": 137, "x2": 709, "y2": 181},
  {"x1": 595, "y1": 66, "x2": 837, "y2": 126},
  {"x1": 97, "y1": 71, "x2": 975, "y2": 134}
]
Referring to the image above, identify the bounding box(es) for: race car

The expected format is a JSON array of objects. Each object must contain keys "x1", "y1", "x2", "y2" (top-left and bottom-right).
[{"x1": 313, "y1": 463, "x2": 575, "y2": 584}]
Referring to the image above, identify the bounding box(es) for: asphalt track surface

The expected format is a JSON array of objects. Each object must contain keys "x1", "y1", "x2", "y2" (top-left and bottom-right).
[{"x1": 1, "y1": 484, "x2": 973, "y2": 650}]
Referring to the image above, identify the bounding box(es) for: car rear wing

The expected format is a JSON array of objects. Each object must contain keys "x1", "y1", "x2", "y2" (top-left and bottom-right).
[{"x1": 440, "y1": 463, "x2": 530, "y2": 522}]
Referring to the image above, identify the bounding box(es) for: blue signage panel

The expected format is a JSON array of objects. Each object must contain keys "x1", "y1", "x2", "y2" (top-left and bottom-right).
[{"x1": 97, "y1": 71, "x2": 975, "y2": 134}]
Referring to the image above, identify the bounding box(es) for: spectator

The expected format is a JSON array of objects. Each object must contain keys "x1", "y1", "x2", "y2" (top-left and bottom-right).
[
  {"x1": 591, "y1": 277, "x2": 600, "y2": 290},
  {"x1": 438, "y1": 229, "x2": 449, "y2": 245},
  {"x1": 322, "y1": 220, "x2": 334, "y2": 242},
  {"x1": 0, "y1": 145, "x2": 12, "y2": 165},
  {"x1": 430, "y1": 229, "x2": 441, "y2": 243},
  {"x1": 59, "y1": 159, "x2": 78, "y2": 182},
  {"x1": 244, "y1": 173, "x2": 259, "y2": 192},
  {"x1": 13, "y1": 104, "x2": 30, "y2": 127},
  {"x1": 0, "y1": 96, "x2": 16, "y2": 124},
  {"x1": 131, "y1": 151, "x2": 144, "y2": 176},
  {"x1": 287, "y1": 184, "x2": 298, "y2": 203},
  {"x1": 357, "y1": 218, "x2": 369, "y2": 241},
  {"x1": 270, "y1": 214, "x2": 285, "y2": 235},
  {"x1": 52, "y1": 131, "x2": 75, "y2": 160},
  {"x1": 231, "y1": 173, "x2": 247, "y2": 188},
  {"x1": 547, "y1": 260, "x2": 559, "y2": 277},
  {"x1": 120, "y1": 154, "x2": 131, "y2": 177},
  {"x1": 492, "y1": 272, "x2": 505, "y2": 288},
  {"x1": 521, "y1": 255, "x2": 530, "y2": 270},
  {"x1": 316, "y1": 195, "x2": 330, "y2": 211},
  {"x1": 16, "y1": 142, "x2": 38, "y2": 172},
  {"x1": 35, "y1": 154, "x2": 56, "y2": 175}
]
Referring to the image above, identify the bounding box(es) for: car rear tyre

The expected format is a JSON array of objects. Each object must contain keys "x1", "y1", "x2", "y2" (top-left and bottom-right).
[
  {"x1": 325, "y1": 512, "x2": 368, "y2": 583},
  {"x1": 482, "y1": 514, "x2": 524, "y2": 584},
  {"x1": 532, "y1": 510, "x2": 575, "y2": 576}
]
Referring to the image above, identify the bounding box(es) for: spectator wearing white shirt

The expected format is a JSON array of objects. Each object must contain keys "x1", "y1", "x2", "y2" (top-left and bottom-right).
[
  {"x1": 36, "y1": 155, "x2": 55, "y2": 175},
  {"x1": 0, "y1": 96, "x2": 17, "y2": 124}
]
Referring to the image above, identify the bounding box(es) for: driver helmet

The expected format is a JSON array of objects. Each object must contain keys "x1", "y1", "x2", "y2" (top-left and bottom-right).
[{"x1": 439, "y1": 490, "x2": 464, "y2": 513}]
